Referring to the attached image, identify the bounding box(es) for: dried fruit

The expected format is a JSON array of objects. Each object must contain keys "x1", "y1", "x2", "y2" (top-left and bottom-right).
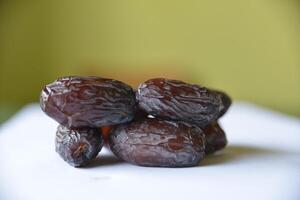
[
  {"x1": 109, "y1": 118, "x2": 205, "y2": 167},
  {"x1": 55, "y1": 125, "x2": 103, "y2": 167},
  {"x1": 203, "y1": 122, "x2": 227, "y2": 154},
  {"x1": 41, "y1": 76, "x2": 230, "y2": 169},
  {"x1": 136, "y1": 78, "x2": 230, "y2": 127},
  {"x1": 40, "y1": 76, "x2": 136, "y2": 128}
]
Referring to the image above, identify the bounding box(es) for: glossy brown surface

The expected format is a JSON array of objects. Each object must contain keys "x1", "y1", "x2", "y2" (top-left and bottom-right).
[
  {"x1": 136, "y1": 78, "x2": 231, "y2": 128},
  {"x1": 203, "y1": 122, "x2": 227, "y2": 154},
  {"x1": 40, "y1": 76, "x2": 136, "y2": 128},
  {"x1": 55, "y1": 125, "x2": 103, "y2": 167},
  {"x1": 109, "y1": 118, "x2": 205, "y2": 167}
]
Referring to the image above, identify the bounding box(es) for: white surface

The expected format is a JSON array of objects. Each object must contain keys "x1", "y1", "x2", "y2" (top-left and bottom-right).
[{"x1": 0, "y1": 102, "x2": 300, "y2": 200}]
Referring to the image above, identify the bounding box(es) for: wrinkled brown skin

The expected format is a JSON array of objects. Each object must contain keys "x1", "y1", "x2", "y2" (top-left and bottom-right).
[
  {"x1": 136, "y1": 78, "x2": 231, "y2": 128},
  {"x1": 109, "y1": 118, "x2": 206, "y2": 167},
  {"x1": 203, "y1": 122, "x2": 227, "y2": 154},
  {"x1": 40, "y1": 76, "x2": 136, "y2": 128},
  {"x1": 55, "y1": 125, "x2": 103, "y2": 167}
]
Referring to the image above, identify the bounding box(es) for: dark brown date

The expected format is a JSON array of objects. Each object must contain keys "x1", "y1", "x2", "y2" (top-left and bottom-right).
[
  {"x1": 55, "y1": 125, "x2": 103, "y2": 167},
  {"x1": 136, "y1": 78, "x2": 231, "y2": 127},
  {"x1": 203, "y1": 122, "x2": 227, "y2": 154},
  {"x1": 109, "y1": 118, "x2": 205, "y2": 167},
  {"x1": 40, "y1": 76, "x2": 136, "y2": 128}
]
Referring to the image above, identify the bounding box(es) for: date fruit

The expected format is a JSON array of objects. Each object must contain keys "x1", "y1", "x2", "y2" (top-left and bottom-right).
[
  {"x1": 40, "y1": 76, "x2": 136, "y2": 128},
  {"x1": 55, "y1": 125, "x2": 103, "y2": 167},
  {"x1": 203, "y1": 122, "x2": 227, "y2": 154},
  {"x1": 136, "y1": 78, "x2": 231, "y2": 127},
  {"x1": 109, "y1": 118, "x2": 205, "y2": 167}
]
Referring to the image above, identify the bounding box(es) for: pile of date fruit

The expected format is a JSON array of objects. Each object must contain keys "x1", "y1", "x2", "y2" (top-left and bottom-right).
[{"x1": 40, "y1": 76, "x2": 231, "y2": 168}]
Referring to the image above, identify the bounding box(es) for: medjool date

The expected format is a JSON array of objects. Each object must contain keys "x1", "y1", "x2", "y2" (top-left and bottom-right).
[
  {"x1": 136, "y1": 78, "x2": 229, "y2": 128},
  {"x1": 55, "y1": 125, "x2": 103, "y2": 167},
  {"x1": 203, "y1": 122, "x2": 227, "y2": 154},
  {"x1": 40, "y1": 76, "x2": 136, "y2": 128},
  {"x1": 109, "y1": 118, "x2": 205, "y2": 167}
]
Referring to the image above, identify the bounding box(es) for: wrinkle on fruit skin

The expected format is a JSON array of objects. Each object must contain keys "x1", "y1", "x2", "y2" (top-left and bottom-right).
[
  {"x1": 40, "y1": 76, "x2": 136, "y2": 128},
  {"x1": 136, "y1": 78, "x2": 231, "y2": 128},
  {"x1": 55, "y1": 125, "x2": 103, "y2": 167},
  {"x1": 109, "y1": 118, "x2": 205, "y2": 167}
]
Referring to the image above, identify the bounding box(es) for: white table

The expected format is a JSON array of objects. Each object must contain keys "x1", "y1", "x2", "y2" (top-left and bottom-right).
[{"x1": 0, "y1": 102, "x2": 299, "y2": 200}]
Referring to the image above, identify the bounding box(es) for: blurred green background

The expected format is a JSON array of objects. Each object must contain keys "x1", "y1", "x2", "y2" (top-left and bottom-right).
[{"x1": 0, "y1": 0, "x2": 300, "y2": 123}]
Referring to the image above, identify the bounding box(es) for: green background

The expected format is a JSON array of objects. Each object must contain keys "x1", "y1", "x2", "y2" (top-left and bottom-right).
[{"x1": 0, "y1": 0, "x2": 300, "y2": 123}]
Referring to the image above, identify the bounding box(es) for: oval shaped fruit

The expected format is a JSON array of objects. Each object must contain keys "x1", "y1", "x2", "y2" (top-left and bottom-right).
[
  {"x1": 109, "y1": 118, "x2": 205, "y2": 167},
  {"x1": 40, "y1": 76, "x2": 136, "y2": 128},
  {"x1": 203, "y1": 122, "x2": 227, "y2": 154},
  {"x1": 136, "y1": 78, "x2": 231, "y2": 127},
  {"x1": 55, "y1": 125, "x2": 103, "y2": 167}
]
